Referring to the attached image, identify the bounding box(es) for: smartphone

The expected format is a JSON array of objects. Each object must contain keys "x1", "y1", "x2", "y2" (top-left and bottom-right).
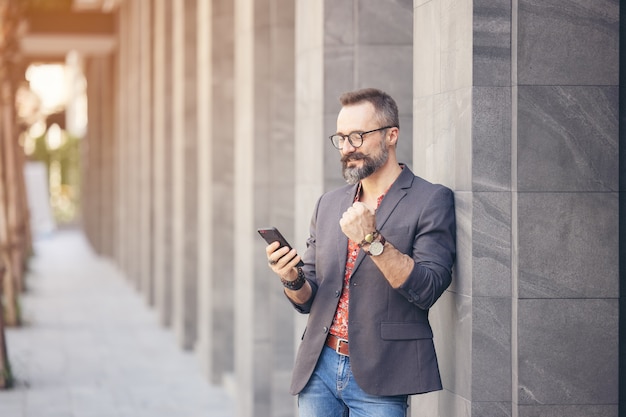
[{"x1": 257, "y1": 227, "x2": 304, "y2": 267}]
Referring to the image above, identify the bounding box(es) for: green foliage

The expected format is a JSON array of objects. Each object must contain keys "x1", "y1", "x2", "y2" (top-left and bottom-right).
[{"x1": 28, "y1": 131, "x2": 81, "y2": 224}]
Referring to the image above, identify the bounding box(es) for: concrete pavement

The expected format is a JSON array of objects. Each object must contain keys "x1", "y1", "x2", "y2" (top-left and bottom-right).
[{"x1": 0, "y1": 229, "x2": 234, "y2": 417}]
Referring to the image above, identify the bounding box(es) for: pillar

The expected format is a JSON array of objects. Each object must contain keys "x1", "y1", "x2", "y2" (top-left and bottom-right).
[
  {"x1": 234, "y1": 0, "x2": 297, "y2": 415},
  {"x1": 412, "y1": 1, "x2": 619, "y2": 416},
  {"x1": 152, "y1": 0, "x2": 175, "y2": 327},
  {"x1": 83, "y1": 53, "x2": 115, "y2": 258},
  {"x1": 513, "y1": 1, "x2": 618, "y2": 415},
  {"x1": 138, "y1": 0, "x2": 153, "y2": 304},
  {"x1": 172, "y1": 0, "x2": 199, "y2": 349},
  {"x1": 195, "y1": 0, "x2": 216, "y2": 380},
  {"x1": 152, "y1": 0, "x2": 166, "y2": 323},
  {"x1": 195, "y1": 0, "x2": 236, "y2": 386},
  {"x1": 115, "y1": 0, "x2": 130, "y2": 275}
]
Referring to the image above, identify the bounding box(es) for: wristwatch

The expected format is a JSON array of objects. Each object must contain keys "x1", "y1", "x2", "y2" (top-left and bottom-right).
[
  {"x1": 366, "y1": 234, "x2": 386, "y2": 256},
  {"x1": 360, "y1": 231, "x2": 386, "y2": 256}
]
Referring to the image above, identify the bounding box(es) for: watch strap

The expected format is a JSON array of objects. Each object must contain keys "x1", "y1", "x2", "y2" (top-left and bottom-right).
[
  {"x1": 365, "y1": 234, "x2": 386, "y2": 256},
  {"x1": 358, "y1": 230, "x2": 379, "y2": 248}
]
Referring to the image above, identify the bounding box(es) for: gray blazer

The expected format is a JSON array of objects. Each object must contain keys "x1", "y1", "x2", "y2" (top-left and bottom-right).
[{"x1": 289, "y1": 165, "x2": 456, "y2": 396}]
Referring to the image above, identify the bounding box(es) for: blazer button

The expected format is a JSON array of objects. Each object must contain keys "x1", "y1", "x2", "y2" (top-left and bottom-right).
[
  {"x1": 323, "y1": 326, "x2": 328, "y2": 334},
  {"x1": 335, "y1": 290, "x2": 340, "y2": 297}
]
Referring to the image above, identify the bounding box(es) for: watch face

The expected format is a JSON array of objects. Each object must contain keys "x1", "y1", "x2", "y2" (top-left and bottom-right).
[{"x1": 369, "y1": 240, "x2": 384, "y2": 256}]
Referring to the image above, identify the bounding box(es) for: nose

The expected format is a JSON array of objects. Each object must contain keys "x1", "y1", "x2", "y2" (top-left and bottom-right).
[{"x1": 341, "y1": 138, "x2": 357, "y2": 154}]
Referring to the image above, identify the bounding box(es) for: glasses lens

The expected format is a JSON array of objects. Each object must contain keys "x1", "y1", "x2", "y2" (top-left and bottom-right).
[
  {"x1": 348, "y1": 132, "x2": 363, "y2": 148},
  {"x1": 331, "y1": 135, "x2": 344, "y2": 149}
]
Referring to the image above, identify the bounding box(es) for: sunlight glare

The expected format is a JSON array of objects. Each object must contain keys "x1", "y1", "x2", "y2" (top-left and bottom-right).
[{"x1": 25, "y1": 64, "x2": 67, "y2": 113}]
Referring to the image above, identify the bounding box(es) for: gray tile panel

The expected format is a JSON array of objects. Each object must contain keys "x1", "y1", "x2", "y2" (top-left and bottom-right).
[
  {"x1": 518, "y1": 298, "x2": 618, "y2": 405},
  {"x1": 518, "y1": 0, "x2": 619, "y2": 86}
]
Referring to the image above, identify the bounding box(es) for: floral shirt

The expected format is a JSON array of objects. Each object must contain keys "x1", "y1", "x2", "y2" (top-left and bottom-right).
[{"x1": 329, "y1": 184, "x2": 389, "y2": 340}]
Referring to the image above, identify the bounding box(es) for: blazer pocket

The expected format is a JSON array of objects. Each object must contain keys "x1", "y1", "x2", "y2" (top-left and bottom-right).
[{"x1": 380, "y1": 321, "x2": 433, "y2": 340}]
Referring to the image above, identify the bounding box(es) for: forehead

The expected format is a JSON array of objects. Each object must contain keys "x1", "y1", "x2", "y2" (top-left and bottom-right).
[{"x1": 336, "y1": 101, "x2": 377, "y2": 132}]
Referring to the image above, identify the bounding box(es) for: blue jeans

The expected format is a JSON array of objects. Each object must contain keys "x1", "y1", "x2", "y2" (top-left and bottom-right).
[{"x1": 298, "y1": 345, "x2": 408, "y2": 417}]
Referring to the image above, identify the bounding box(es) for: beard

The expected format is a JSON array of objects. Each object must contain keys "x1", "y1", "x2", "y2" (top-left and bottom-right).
[{"x1": 341, "y1": 139, "x2": 389, "y2": 185}]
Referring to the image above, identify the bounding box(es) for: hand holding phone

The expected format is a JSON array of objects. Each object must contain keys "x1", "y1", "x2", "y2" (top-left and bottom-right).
[{"x1": 257, "y1": 227, "x2": 304, "y2": 267}]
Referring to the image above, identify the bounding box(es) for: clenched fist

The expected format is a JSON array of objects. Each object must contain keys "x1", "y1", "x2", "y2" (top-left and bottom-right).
[{"x1": 339, "y1": 202, "x2": 377, "y2": 243}]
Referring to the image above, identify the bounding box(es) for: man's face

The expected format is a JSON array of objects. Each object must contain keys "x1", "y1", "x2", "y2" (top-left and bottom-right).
[{"x1": 336, "y1": 102, "x2": 389, "y2": 184}]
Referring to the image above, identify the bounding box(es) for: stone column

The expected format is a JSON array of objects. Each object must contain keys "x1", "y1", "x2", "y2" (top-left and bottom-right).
[
  {"x1": 116, "y1": 0, "x2": 142, "y2": 288},
  {"x1": 212, "y1": 0, "x2": 236, "y2": 385},
  {"x1": 412, "y1": 1, "x2": 619, "y2": 416},
  {"x1": 126, "y1": 0, "x2": 142, "y2": 289},
  {"x1": 412, "y1": 0, "x2": 473, "y2": 415},
  {"x1": 293, "y1": 2, "x2": 325, "y2": 416},
  {"x1": 195, "y1": 0, "x2": 216, "y2": 380},
  {"x1": 138, "y1": 0, "x2": 153, "y2": 304},
  {"x1": 99, "y1": 55, "x2": 115, "y2": 259},
  {"x1": 83, "y1": 54, "x2": 115, "y2": 258},
  {"x1": 152, "y1": 0, "x2": 166, "y2": 322},
  {"x1": 513, "y1": 1, "x2": 618, "y2": 415},
  {"x1": 195, "y1": 0, "x2": 236, "y2": 386},
  {"x1": 172, "y1": 0, "x2": 199, "y2": 349},
  {"x1": 233, "y1": 0, "x2": 297, "y2": 415},
  {"x1": 152, "y1": 0, "x2": 175, "y2": 327},
  {"x1": 83, "y1": 56, "x2": 103, "y2": 252},
  {"x1": 115, "y1": 1, "x2": 130, "y2": 275}
]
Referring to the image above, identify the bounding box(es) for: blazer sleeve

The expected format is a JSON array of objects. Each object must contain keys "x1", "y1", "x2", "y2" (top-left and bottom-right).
[
  {"x1": 395, "y1": 185, "x2": 456, "y2": 310},
  {"x1": 283, "y1": 195, "x2": 321, "y2": 314}
]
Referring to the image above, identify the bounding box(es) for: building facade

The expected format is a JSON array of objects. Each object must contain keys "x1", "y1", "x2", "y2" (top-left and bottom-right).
[{"x1": 76, "y1": 1, "x2": 621, "y2": 416}]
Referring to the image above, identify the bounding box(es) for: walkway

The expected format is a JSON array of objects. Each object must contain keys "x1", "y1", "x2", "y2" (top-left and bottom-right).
[{"x1": 0, "y1": 229, "x2": 234, "y2": 417}]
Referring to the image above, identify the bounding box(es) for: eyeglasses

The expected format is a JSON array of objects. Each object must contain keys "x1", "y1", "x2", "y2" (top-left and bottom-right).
[{"x1": 329, "y1": 126, "x2": 395, "y2": 150}]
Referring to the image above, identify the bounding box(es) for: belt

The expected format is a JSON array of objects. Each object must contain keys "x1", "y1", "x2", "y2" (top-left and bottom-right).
[{"x1": 325, "y1": 333, "x2": 349, "y2": 356}]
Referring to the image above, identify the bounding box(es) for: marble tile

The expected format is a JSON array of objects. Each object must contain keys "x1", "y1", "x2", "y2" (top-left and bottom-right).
[
  {"x1": 518, "y1": 298, "x2": 618, "y2": 405},
  {"x1": 414, "y1": 0, "x2": 441, "y2": 97},
  {"x1": 473, "y1": 0, "x2": 511, "y2": 87},
  {"x1": 437, "y1": 388, "x2": 472, "y2": 417},
  {"x1": 413, "y1": 96, "x2": 435, "y2": 176},
  {"x1": 472, "y1": 401, "x2": 512, "y2": 417},
  {"x1": 518, "y1": 0, "x2": 619, "y2": 86},
  {"x1": 430, "y1": 291, "x2": 472, "y2": 399},
  {"x1": 518, "y1": 192, "x2": 618, "y2": 298},
  {"x1": 440, "y1": 0, "x2": 473, "y2": 91},
  {"x1": 517, "y1": 86, "x2": 618, "y2": 192},
  {"x1": 452, "y1": 88, "x2": 472, "y2": 191},
  {"x1": 451, "y1": 190, "x2": 471, "y2": 297},
  {"x1": 472, "y1": 297, "x2": 511, "y2": 401},
  {"x1": 472, "y1": 192, "x2": 511, "y2": 297},
  {"x1": 358, "y1": 0, "x2": 413, "y2": 44},
  {"x1": 414, "y1": 90, "x2": 470, "y2": 189},
  {"x1": 323, "y1": 44, "x2": 355, "y2": 112},
  {"x1": 356, "y1": 45, "x2": 414, "y2": 114},
  {"x1": 324, "y1": 0, "x2": 354, "y2": 45},
  {"x1": 409, "y1": 391, "x2": 440, "y2": 416},
  {"x1": 518, "y1": 404, "x2": 618, "y2": 417},
  {"x1": 472, "y1": 87, "x2": 511, "y2": 192}
]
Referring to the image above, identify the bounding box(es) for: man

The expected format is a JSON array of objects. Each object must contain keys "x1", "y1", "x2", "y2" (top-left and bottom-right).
[{"x1": 265, "y1": 88, "x2": 456, "y2": 416}]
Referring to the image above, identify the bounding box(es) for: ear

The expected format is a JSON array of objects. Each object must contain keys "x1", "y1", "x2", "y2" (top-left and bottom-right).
[{"x1": 387, "y1": 127, "x2": 399, "y2": 146}]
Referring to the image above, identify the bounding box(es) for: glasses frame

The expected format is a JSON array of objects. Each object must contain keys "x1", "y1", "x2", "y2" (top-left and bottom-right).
[{"x1": 329, "y1": 125, "x2": 396, "y2": 150}]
